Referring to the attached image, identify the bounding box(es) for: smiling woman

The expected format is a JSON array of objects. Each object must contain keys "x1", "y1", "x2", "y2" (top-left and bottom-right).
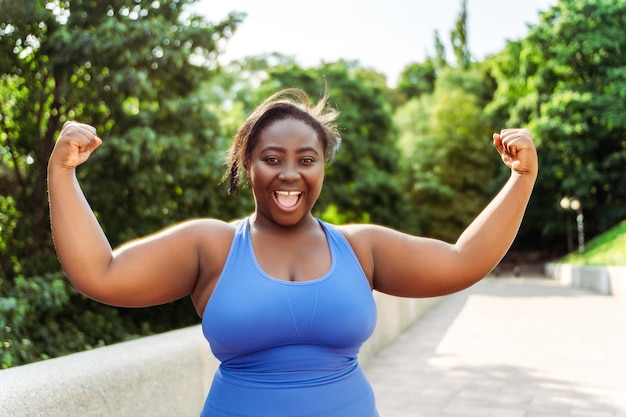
[
  {"x1": 48, "y1": 88, "x2": 537, "y2": 416},
  {"x1": 224, "y1": 88, "x2": 340, "y2": 196},
  {"x1": 249, "y1": 118, "x2": 325, "y2": 228}
]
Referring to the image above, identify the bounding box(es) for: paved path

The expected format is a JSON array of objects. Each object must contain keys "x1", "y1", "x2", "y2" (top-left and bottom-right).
[{"x1": 364, "y1": 277, "x2": 626, "y2": 417}]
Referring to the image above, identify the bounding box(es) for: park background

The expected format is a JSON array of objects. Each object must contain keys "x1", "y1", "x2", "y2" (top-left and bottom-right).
[{"x1": 1, "y1": 0, "x2": 625, "y2": 368}]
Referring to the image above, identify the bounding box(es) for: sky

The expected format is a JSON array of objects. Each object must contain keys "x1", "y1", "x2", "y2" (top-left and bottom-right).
[{"x1": 191, "y1": 0, "x2": 557, "y2": 86}]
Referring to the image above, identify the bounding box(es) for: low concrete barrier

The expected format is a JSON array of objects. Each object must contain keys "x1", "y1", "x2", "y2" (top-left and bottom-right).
[
  {"x1": 0, "y1": 293, "x2": 441, "y2": 417},
  {"x1": 545, "y1": 263, "x2": 626, "y2": 296},
  {"x1": 0, "y1": 326, "x2": 214, "y2": 417}
]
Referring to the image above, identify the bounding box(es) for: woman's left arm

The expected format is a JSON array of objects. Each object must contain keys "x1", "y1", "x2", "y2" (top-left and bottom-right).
[{"x1": 351, "y1": 129, "x2": 538, "y2": 297}]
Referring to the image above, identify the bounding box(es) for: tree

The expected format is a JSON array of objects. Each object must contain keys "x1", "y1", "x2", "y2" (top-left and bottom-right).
[
  {"x1": 395, "y1": 67, "x2": 494, "y2": 241},
  {"x1": 485, "y1": 0, "x2": 626, "y2": 252},
  {"x1": 395, "y1": 58, "x2": 437, "y2": 104},
  {"x1": 450, "y1": 0, "x2": 471, "y2": 69},
  {"x1": 0, "y1": 0, "x2": 242, "y2": 274},
  {"x1": 0, "y1": 0, "x2": 244, "y2": 367},
  {"x1": 396, "y1": 0, "x2": 470, "y2": 106},
  {"x1": 434, "y1": 30, "x2": 448, "y2": 71}
]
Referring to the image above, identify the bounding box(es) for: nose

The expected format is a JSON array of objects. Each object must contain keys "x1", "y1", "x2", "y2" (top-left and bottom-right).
[{"x1": 278, "y1": 162, "x2": 300, "y2": 181}]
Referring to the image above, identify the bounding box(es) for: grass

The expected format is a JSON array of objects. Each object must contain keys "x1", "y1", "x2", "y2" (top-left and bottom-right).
[{"x1": 559, "y1": 219, "x2": 626, "y2": 266}]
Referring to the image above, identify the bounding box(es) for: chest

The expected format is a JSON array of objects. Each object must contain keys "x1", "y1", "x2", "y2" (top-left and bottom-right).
[
  {"x1": 202, "y1": 243, "x2": 377, "y2": 362},
  {"x1": 201, "y1": 220, "x2": 378, "y2": 361},
  {"x1": 251, "y1": 231, "x2": 331, "y2": 282}
]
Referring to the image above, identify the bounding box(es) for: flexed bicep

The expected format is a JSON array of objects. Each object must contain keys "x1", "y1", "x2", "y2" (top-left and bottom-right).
[
  {"x1": 48, "y1": 122, "x2": 213, "y2": 308},
  {"x1": 343, "y1": 225, "x2": 464, "y2": 298},
  {"x1": 88, "y1": 221, "x2": 208, "y2": 307}
]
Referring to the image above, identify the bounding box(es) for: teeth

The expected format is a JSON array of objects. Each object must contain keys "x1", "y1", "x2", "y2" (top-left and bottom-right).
[{"x1": 275, "y1": 191, "x2": 301, "y2": 196}]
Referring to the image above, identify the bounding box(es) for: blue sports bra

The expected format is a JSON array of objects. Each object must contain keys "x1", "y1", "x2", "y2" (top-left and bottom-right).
[{"x1": 200, "y1": 218, "x2": 379, "y2": 416}]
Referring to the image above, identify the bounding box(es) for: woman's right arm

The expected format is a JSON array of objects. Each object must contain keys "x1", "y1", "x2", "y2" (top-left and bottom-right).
[{"x1": 47, "y1": 122, "x2": 206, "y2": 307}]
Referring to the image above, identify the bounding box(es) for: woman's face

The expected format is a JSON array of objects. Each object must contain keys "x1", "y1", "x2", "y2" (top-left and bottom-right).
[{"x1": 248, "y1": 118, "x2": 325, "y2": 227}]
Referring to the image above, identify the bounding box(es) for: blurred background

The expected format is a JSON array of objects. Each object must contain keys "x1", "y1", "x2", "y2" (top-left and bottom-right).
[{"x1": 1, "y1": 0, "x2": 624, "y2": 368}]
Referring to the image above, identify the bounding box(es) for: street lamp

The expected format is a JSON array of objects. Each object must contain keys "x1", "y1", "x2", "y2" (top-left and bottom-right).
[
  {"x1": 560, "y1": 197, "x2": 574, "y2": 253},
  {"x1": 560, "y1": 196, "x2": 585, "y2": 254}
]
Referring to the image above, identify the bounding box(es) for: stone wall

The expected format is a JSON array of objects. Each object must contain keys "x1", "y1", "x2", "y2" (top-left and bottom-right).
[{"x1": 545, "y1": 263, "x2": 626, "y2": 296}]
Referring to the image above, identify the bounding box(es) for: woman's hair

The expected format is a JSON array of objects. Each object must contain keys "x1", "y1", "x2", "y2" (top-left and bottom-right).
[{"x1": 224, "y1": 88, "x2": 341, "y2": 195}]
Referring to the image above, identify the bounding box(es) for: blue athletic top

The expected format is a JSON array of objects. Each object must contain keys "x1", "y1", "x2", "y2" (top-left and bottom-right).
[{"x1": 200, "y1": 218, "x2": 378, "y2": 416}]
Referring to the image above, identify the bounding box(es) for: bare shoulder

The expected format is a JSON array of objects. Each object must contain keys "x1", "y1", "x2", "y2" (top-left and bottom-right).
[
  {"x1": 335, "y1": 223, "x2": 424, "y2": 261},
  {"x1": 168, "y1": 217, "x2": 239, "y2": 241},
  {"x1": 144, "y1": 217, "x2": 239, "y2": 273},
  {"x1": 180, "y1": 218, "x2": 241, "y2": 262},
  {"x1": 177, "y1": 218, "x2": 240, "y2": 314},
  {"x1": 336, "y1": 222, "x2": 407, "y2": 244},
  {"x1": 335, "y1": 223, "x2": 376, "y2": 247},
  {"x1": 178, "y1": 216, "x2": 240, "y2": 230}
]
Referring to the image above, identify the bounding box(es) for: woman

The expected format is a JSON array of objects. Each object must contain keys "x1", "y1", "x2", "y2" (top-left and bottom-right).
[{"x1": 48, "y1": 89, "x2": 537, "y2": 416}]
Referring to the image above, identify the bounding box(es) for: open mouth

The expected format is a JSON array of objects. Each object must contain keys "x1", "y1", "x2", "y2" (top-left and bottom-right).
[{"x1": 274, "y1": 191, "x2": 302, "y2": 209}]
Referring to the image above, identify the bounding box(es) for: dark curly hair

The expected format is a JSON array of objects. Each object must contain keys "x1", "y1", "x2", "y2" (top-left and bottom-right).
[{"x1": 224, "y1": 88, "x2": 341, "y2": 195}]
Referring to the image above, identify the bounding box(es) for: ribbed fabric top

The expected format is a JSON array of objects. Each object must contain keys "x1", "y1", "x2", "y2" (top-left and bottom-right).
[{"x1": 200, "y1": 218, "x2": 378, "y2": 416}]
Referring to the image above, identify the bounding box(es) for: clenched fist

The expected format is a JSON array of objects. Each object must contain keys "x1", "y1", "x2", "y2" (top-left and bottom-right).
[
  {"x1": 493, "y1": 129, "x2": 538, "y2": 177},
  {"x1": 49, "y1": 121, "x2": 102, "y2": 169}
]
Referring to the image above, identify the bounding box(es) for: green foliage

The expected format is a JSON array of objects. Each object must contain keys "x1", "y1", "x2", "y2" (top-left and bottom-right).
[
  {"x1": 0, "y1": 0, "x2": 242, "y2": 367},
  {"x1": 0, "y1": 271, "x2": 198, "y2": 368},
  {"x1": 395, "y1": 67, "x2": 494, "y2": 241},
  {"x1": 0, "y1": 0, "x2": 244, "y2": 274},
  {"x1": 0, "y1": 196, "x2": 18, "y2": 272},
  {"x1": 318, "y1": 203, "x2": 370, "y2": 225},
  {"x1": 1, "y1": 272, "x2": 115, "y2": 368},
  {"x1": 395, "y1": 0, "x2": 471, "y2": 105},
  {"x1": 450, "y1": 0, "x2": 471, "y2": 70},
  {"x1": 395, "y1": 59, "x2": 437, "y2": 105},
  {"x1": 485, "y1": 0, "x2": 626, "y2": 251},
  {"x1": 560, "y1": 219, "x2": 626, "y2": 266},
  {"x1": 433, "y1": 30, "x2": 448, "y2": 71}
]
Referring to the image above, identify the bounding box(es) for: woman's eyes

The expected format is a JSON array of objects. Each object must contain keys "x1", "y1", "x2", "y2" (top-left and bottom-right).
[{"x1": 263, "y1": 156, "x2": 316, "y2": 165}]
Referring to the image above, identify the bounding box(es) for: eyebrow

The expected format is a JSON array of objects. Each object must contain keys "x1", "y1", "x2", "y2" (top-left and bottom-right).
[{"x1": 261, "y1": 146, "x2": 321, "y2": 155}]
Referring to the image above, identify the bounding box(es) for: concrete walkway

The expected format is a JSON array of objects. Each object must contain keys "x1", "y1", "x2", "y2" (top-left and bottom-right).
[{"x1": 364, "y1": 277, "x2": 626, "y2": 417}]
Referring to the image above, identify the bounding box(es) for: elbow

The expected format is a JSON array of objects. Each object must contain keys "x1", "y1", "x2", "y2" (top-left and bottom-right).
[
  {"x1": 64, "y1": 271, "x2": 122, "y2": 306},
  {"x1": 435, "y1": 256, "x2": 497, "y2": 296},
  {"x1": 67, "y1": 274, "x2": 108, "y2": 304}
]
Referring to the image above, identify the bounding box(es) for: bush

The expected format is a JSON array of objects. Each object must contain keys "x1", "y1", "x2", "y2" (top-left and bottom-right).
[{"x1": 1, "y1": 271, "x2": 199, "y2": 369}]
